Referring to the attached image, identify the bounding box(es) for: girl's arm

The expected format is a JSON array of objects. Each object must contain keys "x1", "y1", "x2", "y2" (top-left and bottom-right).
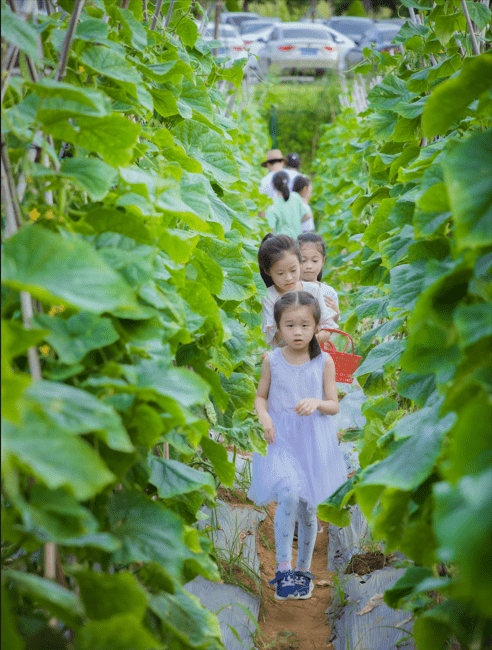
[
  {"x1": 295, "y1": 355, "x2": 339, "y2": 416},
  {"x1": 254, "y1": 355, "x2": 275, "y2": 444},
  {"x1": 301, "y1": 211, "x2": 311, "y2": 222},
  {"x1": 316, "y1": 330, "x2": 332, "y2": 345}
]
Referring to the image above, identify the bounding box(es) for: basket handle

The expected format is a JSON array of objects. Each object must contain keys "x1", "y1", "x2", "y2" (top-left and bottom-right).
[{"x1": 320, "y1": 328, "x2": 355, "y2": 354}]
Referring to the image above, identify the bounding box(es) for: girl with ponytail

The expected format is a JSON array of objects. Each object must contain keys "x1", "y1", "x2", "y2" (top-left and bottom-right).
[
  {"x1": 248, "y1": 290, "x2": 346, "y2": 601},
  {"x1": 264, "y1": 171, "x2": 310, "y2": 240}
]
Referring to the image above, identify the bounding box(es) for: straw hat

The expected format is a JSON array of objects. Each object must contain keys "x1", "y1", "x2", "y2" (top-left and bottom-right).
[{"x1": 261, "y1": 149, "x2": 286, "y2": 168}]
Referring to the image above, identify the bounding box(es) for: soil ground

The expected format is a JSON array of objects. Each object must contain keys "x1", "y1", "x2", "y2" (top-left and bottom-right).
[{"x1": 254, "y1": 503, "x2": 335, "y2": 650}]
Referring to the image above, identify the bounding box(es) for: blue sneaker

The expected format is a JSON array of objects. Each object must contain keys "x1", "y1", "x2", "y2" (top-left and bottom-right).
[
  {"x1": 293, "y1": 570, "x2": 315, "y2": 599},
  {"x1": 268, "y1": 570, "x2": 301, "y2": 600}
]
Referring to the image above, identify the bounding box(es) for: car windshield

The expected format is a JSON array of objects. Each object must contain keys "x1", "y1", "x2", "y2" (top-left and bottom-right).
[
  {"x1": 377, "y1": 27, "x2": 400, "y2": 43},
  {"x1": 282, "y1": 28, "x2": 330, "y2": 40},
  {"x1": 240, "y1": 21, "x2": 276, "y2": 35},
  {"x1": 328, "y1": 19, "x2": 371, "y2": 36},
  {"x1": 204, "y1": 25, "x2": 238, "y2": 38}
]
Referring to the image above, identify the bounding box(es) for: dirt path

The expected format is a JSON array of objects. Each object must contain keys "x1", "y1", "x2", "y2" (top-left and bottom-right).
[{"x1": 254, "y1": 503, "x2": 335, "y2": 650}]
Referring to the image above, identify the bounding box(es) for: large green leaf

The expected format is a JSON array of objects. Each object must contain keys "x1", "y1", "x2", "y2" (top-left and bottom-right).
[
  {"x1": 172, "y1": 120, "x2": 240, "y2": 186},
  {"x1": 75, "y1": 613, "x2": 160, "y2": 650},
  {"x1": 1, "y1": 2, "x2": 41, "y2": 64},
  {"x1": 1, "y1": 582, "x2": 25, "y2": 650},
  {"x1": 2, "y1": 415, "x2": 114, "y2": 500},
  {"x1": 423, "y1": 53, "x2": 492, "y2": 138},
  {"x1": 1, "y1": 226, "x2": 153, "y2": 319},
  {"x1": 6, "y1": 570, "x2": 85, "y2": 628},
  {"x1": 360, "y1": 316, "x2": 406, "y2": 351},
  {"x1": 150, "y1": 587, "x2": 224, "y2": 648},
  {"x1": 200, "y1": 434, "x2": 235, "y2": 486},
  {"x1": 442, "y1": 129, "x2": 492, "y2": 251},
  {"x1": 30, "y1": 78, "x2": 112, "y2": 116},
  {"x1": 197, "y1": 236, "x2": 255, "y2": 301},
  {"x1": 433, "y1": 470, "x2": 492, "y2": 617},
  {"x1": 354, "y1": 340, "x2": 406, "y2": 377},
  {"x1": 74, "y1": 571, "x2": 148, "y2": 621},
  {"x1": 24, "y1": 380, "x2": 133, "y2": 452},
  {"x1": 32, "y1": 311, "x2": 120, "y2": 365},
  {"x1": 148, "y1": 457, "x2": 216, "y2": 499},
  {"x1": 108, "y1": 489, "x2": 187, "y2": 580},
  {"x1": 357, "y1": 409, "x2": 456, "y2": 490}
]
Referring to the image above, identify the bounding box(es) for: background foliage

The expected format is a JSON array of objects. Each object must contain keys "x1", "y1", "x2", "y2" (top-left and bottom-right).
[
  {"x1": 313, "y1": 2, "x2": 492, "y2": 648},
  {"x1": 1, "y1": 1, "x2": 270, "y2": 648}
]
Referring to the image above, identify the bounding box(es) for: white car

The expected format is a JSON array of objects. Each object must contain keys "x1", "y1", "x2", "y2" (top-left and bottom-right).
[
  {"x1": 202, "y1": 23, "x2": 248, "y2": 66},
  {"x1": 241, "y1": 25, "x2": 276, "y2": 72},
  {"x1": 257, "y1": 22, "x2": 338, "y2": 77},
  {"x1": 323, "y1": 26, "x2": 356, "y2": 71}
]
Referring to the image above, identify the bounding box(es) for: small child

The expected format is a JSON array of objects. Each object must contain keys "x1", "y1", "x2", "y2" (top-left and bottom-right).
[
  {"x1": 298, "y1": 232, "x2": 340, "y2": 324},
  {"x1": 248, "y1": 291, "x2": 347, "y2": 600},
  {"x1": 292, "y1": 175, "x2": 315, "y2": 233},
  {"x1": 265, "y1": 172, "x2": 311, "y2": 241},
  {"x1": 258, "y1": 233, "x2": 337, "y2": 349}
]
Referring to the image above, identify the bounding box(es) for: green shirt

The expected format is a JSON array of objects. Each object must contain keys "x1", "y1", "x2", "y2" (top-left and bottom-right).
[{"x1": 265, "y1": 192, "x2": 307, "y2": 240}]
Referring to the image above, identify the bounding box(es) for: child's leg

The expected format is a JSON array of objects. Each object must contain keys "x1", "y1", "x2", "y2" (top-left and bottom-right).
[
  {"x1": 274, "y1": 483, "x2": 300, "y2": 572},
  {"x1": 295, "y1": 499, "x2": 317, "y2": 571}
]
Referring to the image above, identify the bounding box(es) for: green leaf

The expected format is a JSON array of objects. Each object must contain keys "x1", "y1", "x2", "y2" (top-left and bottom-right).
[
  {"x1": 172, "y1": 120, "x2": 240, "y2": 186},
  {"x1": 1, "y1": 319, "x2": 49, "y2": 361},
  {"x1": 58, "y1": 157, "x2": 116, "y2": 201},
  {"x1": 188, "y1": 248, "x2": 224, "y2": 295},
  {"x1": 200, "y1": 434, "x2": 235, "y2": 486},
  {"x1": 357, "y1": 410, "x2": 456, "y2": 490},
  {"x1": 423, "y1": 54, "x2": 492, "y2": 138},
  {"x1": 361, "y1": 198, "x2": 397, "y2": 251},
  {"x1": 454, "y1": 302, "x2": 492, "y2": 348},
  {"x1": 433, "y1": 470, "x2": 492, "y2": 617},
  {"x1": 1, "y1": 226, "x2": 153, "y2": 320},
  {"x1": 74, "y1": 17, "x2": 110, "y2": 42},
  {"x1": 148, "y1": 457, "x2": 215, "y2": 499},
  {"x1": 108, "y1": 489, "x2": 187, "y2": 580},
  {"x1": 197, "y1": 236, "x2": 255, "y2": 301},
  {"x1": 466, "y1": 0, "x2": 492, "y2": 29},
  {"x1": 360, "y1": 317, "x2": 406, "y2": 351},
  {"x1": 32, "y1": 311, "x2": 119, "y2": 365},
  {"x1": 431, "y1": 8, "x2": 466, "y2": 46},
  {"x1": 380, "y1": 224, "x2": 414, "y2": 269},
  {"x1": 367, "y1": 73, "x2": 415, "y2": 110},
  {"x1": 317, "y1": 480, "x2": 354, "y2": 527},
  {"x1": 30, "y1": 78, "x2": 112, "y2": 116},
  {"x1": 442, "y1": 129, "x2": 492, "y2": 251},
  {"x1": 1, "y1": 582, "x2": 25, "y2": 650},
  {"x1": 2, "y1": 413, "x2": 114, "y2": 500},
  {"x1": 175, "y1": 18, "x2": 199, "y2": 48},
  {"x1": 396, "y1": 369, "x2": 436, "y2": 408},
  {"x1": 354, "y1": 340, "x2": 406, "y2": 378},
  {"x1": 1, "y1": 2, "x2": 41, "y2": 64},
  {"x1": 75, "y1": 613, "x2": 160, "y2": 650},
  {"x1": 384, "y1": 566, "x2": 437, "y2": 609},
  {"x1": 6, "y1": 570, "x2": 85, "y2": 628},
  {"x1": 25, "y1": 380, "x2": 133, "y2": 452},
  {"x1": 150, "y1": 587, "x2": 224, "y2": 648},
  {"x1": 74, "y1": 571, "x2": 148, "y2": 621}
]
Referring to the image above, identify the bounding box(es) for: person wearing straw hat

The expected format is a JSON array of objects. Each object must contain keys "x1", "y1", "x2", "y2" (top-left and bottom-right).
[{"x1": 259, "y1": 149, "x2": 299, "y2": 201}]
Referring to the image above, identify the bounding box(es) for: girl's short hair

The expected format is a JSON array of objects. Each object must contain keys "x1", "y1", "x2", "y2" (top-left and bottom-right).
[
  {"x1": 258, "y1": 234, "x2": 301, "y2": 287},
  {"x1": 298, "y1": 233, "x2": 326, "y2": 282},
  {"x1": 292, "y1": 174, "x2": 311, "y2": 194},
  {"x1": 272, "y1": 171, "x2": 290, "y2": 202},
  {"x1": 273, "y1": 291, "x2": 322, "y2": 360}
]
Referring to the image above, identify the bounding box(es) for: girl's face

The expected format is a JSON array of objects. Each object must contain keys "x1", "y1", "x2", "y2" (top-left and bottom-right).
[
  {"x1": 278, "y1": 305, "x2": 317, "y2": 351},
  {"x1": 301, "y1": 183, "x2": 312, "y2": 201},
  {"x1": 300, "y1": 243, "x2": 325, "y2": 283},
  {"x1": 269, "y1": 251, "x2": 301, "y2": 293}
]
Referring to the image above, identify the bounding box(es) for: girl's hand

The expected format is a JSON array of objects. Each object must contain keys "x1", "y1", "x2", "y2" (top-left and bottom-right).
[
  {"x1": 261, "y1": 350, "x2": 268, "y2": 361},
  {"x1": 295, "y1": 398, "x2": 321, "y2": 416},
  {"x1": 260, "y1": 416, "x2": 276, "y2": 444},
  {"x1": 324, "y1": 296, "x2": 340, "y2": 323}
]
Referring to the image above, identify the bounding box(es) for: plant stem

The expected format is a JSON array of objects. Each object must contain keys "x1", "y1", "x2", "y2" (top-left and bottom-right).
[
  {"x1": 55, "y1": 0, "x2": 85, "y2": 82},
  {"x1": 461, "y1": 0, "x2": 480, "y2": 56},
  {"x1": 150, "y1": 0, "x2": 164, "y2": 30}
]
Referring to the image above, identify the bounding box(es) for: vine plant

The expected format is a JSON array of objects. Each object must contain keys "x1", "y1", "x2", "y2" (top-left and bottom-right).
[
  {"x1": 1, "y1": 1, "x2": 270, "y2": 648},
  {"x1": 315, "y1": 2, "x2": 492, "y2": 649}
]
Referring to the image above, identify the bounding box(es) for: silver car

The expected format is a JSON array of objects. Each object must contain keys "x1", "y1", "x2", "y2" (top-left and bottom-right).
[
  {"x1": 202, "y1": 23, "x2": 248, "y2": 67},
  {"x1": 257, "y1": 22, "x2": 338, "y2": 77}
]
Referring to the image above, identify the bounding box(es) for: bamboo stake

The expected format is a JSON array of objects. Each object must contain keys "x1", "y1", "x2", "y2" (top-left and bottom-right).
[
  {"x1": 143, "y1": 0, "x2": 148, "y2": 22},
  {"x1": 461, "y1": 0, "x2": 480, "y2": 56},
  {"x1": 150, "y1": 0, "x2": 164, "y2": 30},
  {"x1": 164, "y1": 0, "x2": 176, "y2": 28},
  {"x1": 54, "y1": 0, "x2": 85, "y2": 82}
]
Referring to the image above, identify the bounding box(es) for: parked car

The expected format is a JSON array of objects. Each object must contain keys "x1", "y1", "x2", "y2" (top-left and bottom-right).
[
  {"x1": 322, "y1": 26, "x2": 356, "y2": 71},
  {"x1": 239, "y1": 17, "x2": 281, "y2": 36},
  {"x1": 345, "y1": 23, "x2": 403, "y2": 65},
  {"x1": 242, "y1": 25, "x2": 277, "y2": 73},
  {"x1": 221, "y1": 12, "x2": 260, "y2": 30},
  {"x1": 323, "y1": 16, "x2": 374, "y2": 46},
  {"x1": 202, "y1": 23, "x2": 248, "y2": 66},
  {"x1": 257, "y1": 22, "x2": 338, "y2": 77}
]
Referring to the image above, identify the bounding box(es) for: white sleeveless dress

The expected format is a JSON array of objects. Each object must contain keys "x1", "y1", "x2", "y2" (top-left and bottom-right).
[{"x1": 248, "y1": 348, "x2": 347, "y2": 512}]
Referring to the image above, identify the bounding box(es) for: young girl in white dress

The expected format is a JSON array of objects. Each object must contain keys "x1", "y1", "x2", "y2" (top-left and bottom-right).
[
  {"x1": 248, "y1": 291, "x2": 347, "y2": 601},
  {"x1": 257, "y1": 233, "x2": 337, "y2": 350},
  {"x1": 298, "y1": 232, "x2": 340, "y2": 324}
]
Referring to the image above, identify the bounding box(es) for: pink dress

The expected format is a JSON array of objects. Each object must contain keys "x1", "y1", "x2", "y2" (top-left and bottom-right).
[{"x1": 248, "y1": 348, "x2": 347, "y2": 512}]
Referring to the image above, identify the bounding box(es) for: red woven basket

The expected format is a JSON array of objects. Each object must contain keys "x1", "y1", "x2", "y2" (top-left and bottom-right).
[{"x1": 320, "y1": 329, "x2": 362, "y2": 384}]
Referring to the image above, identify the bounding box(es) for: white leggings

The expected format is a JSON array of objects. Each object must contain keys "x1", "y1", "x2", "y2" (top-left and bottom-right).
[{"x1": 274, "y1": 483, "x2": 317, "y2": 570}]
